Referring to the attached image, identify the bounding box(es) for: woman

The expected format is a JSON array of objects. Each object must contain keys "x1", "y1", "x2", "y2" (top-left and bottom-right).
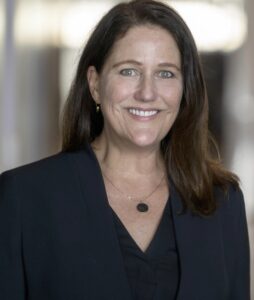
[{"x1": 0, "y1": 0, "x2": 250, "y2": 299}]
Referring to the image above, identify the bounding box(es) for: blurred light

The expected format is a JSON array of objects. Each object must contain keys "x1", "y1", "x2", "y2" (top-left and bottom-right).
[
  {"x1": 14, "y1": 1, "x2": 247, "y2": 52},
  {"x1": 59, "y1": 2, "x2": 113, "y2": 48},
  {"x1": 171, "y1": 2, "x2": 248, "y2": 52},
  {"x1": 14, "y1": 2, "x2": 113, "y2": 47},
  {"x1": 15, "y1": 2, "x2": 62, "y2": 46}
]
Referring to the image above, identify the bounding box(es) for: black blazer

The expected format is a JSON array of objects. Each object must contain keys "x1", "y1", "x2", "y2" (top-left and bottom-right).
[{"x1": 0, "y1": 144, "x2": 250, "y2": 300}]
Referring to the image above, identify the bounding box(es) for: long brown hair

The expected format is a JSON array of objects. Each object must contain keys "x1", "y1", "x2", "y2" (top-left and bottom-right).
[{"x1": 61, "y1": 0, "x2": 239, "y2": 216}]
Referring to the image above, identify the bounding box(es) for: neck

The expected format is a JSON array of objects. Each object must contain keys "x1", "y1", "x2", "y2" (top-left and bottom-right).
[{"x1": 91, "y1": 133, "x2": 165, "y2": 177}]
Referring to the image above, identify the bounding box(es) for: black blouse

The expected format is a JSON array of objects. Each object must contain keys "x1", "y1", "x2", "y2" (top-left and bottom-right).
[{"x1": 110, "y1": 198, "x2": 180, "y2": 300}]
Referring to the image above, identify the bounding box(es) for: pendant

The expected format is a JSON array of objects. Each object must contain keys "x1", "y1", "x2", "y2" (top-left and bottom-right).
[{"x1": 136, "y1": 203, "x2": 149, "y2": 212}]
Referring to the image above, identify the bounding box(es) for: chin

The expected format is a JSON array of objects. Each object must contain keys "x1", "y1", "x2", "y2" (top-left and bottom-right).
[
  {"x1": 126, "y1": 125, "x2": 170, "y2": 149},
  {"x1": 130, "y1": 134, "x2": 161, "y2": 149}
]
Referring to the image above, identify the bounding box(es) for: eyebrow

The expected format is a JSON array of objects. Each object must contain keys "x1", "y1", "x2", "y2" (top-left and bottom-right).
[
  {"x1": 112, "y1": 60, "x2": 181, "y2": 71},
  {"x1": 112, "y1": 60, "x2": 142, "y2": 68},
  {"x1": 158, "y1": 62, "x2": 181, "y2": 71}
]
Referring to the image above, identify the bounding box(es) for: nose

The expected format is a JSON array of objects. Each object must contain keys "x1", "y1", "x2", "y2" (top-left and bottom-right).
[{"x1": 134, "y1": 74, "x2": 156, "y2": 102}]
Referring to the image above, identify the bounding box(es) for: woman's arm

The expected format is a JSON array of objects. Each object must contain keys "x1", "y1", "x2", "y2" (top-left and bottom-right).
[
  {"x1": 0, "y1": 171, "x2": 26, "y2": 300},
  {"x1": 229, "y1": 188, "x2": 250, "y2": 299}
]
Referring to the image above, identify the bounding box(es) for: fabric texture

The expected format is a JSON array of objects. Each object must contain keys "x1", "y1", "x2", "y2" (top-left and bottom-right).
[
  {"x1": 111, "y1": 198, "x2": 180, "y2": 300},
  {"x1": 0, "y1": 143, "x2": 250, "y2": 300}
]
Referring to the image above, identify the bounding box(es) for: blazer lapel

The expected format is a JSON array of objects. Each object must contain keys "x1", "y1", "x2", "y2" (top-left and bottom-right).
[
  {"x1": 170, "y1": 182, "x2": 227, "y2": 300},
  {"x1": 70, "y1": 145, "x2": 133, "y2": 300}
]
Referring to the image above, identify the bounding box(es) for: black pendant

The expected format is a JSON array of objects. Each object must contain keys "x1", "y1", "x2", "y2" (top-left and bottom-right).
[{"x1": 136, "y1": 203, "x2": 149, "y2": 212}]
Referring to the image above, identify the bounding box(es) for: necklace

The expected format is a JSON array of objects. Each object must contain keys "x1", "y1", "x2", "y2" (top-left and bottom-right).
[{"x1": 102, "y1": 172, "x2": 165, "y2": 213}]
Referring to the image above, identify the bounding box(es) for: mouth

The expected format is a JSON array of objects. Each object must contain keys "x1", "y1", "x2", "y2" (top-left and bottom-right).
[{"x1": 128, "y1": 108, "x2": 159, "y2": 117}]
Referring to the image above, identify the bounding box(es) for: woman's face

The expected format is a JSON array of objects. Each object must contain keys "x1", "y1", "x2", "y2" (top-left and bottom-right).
[{"x1": 87, "y1": 25, "x2": 183, "y2": 150}]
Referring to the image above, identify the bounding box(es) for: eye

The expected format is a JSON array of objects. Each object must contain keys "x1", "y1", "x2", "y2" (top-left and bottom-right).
[
  {"x1": 119, "y1": 69, "x2": 138, "y2": 77},
  {"x1": 158, "y1": 70, "x2": 173, "y2": 79}
]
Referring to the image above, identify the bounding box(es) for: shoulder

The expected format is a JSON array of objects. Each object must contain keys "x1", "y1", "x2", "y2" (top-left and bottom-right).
[
  {"x1": 214, "y1": 184, "x2": 249, "y2": 248},
  {"x1": 215, "y1": 184, "x2": 246, "y2": 219},
  {"x1": 0, "y1": 145, "x2": 95, "y2": 193},
  {"x1": 1, "y1": 151, "x2": 68, "y2": 185},
  {"x1": 0, "y1": 152, "x2": 68, "y2": 202}
]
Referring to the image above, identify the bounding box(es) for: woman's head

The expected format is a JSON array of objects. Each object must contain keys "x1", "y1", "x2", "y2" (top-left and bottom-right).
[
  {"x1": 62, "y1": 0, "x2": 206, "y2": 149},
  {"x1": 87, "y1": 25, "x2": 183, "y2": 149}
]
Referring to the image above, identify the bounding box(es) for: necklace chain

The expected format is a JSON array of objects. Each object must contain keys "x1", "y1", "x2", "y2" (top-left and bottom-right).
[{"x1": 102, "y1": 171, "x2": 165, "y2": 203}]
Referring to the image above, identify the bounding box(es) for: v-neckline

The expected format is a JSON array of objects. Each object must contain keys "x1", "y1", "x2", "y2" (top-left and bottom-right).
[
  {"x1": 71, "y1": 143, "x2": 229, "y2": 299},
  {"x1": 110, "y1": 198, "x2": 170, "y2": 257}
]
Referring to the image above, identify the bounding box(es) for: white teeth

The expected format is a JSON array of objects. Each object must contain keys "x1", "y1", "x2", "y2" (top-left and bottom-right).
[{"x1": 129, "y1": 109, "x2": 158, "y2": 117}]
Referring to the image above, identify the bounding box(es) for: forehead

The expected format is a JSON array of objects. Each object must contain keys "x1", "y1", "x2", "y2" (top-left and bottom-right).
[{"x1": 104, "y1": 25, "x2": 181, "y2": 67}]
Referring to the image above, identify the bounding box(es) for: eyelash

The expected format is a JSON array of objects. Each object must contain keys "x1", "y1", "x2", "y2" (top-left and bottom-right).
[{"x1": 119, "y1": 68, "x2": 174, "y2": 79}]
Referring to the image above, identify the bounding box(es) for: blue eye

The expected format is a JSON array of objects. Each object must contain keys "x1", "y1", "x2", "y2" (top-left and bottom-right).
[
  {"x1": 158, "y1": 70, "x2": 173, "y2": 78},
  {"x1": 119, "y1": 69, "x2": 137, "y2": 76}
]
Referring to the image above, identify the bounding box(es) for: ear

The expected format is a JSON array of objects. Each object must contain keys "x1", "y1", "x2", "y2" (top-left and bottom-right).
[{"x1": 87, "y1": 66, "x2": 100, "y2": 104}]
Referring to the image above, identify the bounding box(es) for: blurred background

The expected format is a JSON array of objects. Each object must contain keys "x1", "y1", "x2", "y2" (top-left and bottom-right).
[{"x1": 0, "y1": 0, "x2": 253, "y2": 296}]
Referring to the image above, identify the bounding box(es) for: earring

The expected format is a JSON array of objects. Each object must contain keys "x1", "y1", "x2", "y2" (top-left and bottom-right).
[{"x1": 96, "y1": 104, "x2": 100, "y2": 113}]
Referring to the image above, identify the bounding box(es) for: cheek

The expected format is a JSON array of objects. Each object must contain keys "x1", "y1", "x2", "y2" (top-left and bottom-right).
[
  {"x1": 99, "y1": 79, "x2": 133, "y2": 106},
  {"x1": 161, "y1": 84, "x2": 183, "y2": 108}
]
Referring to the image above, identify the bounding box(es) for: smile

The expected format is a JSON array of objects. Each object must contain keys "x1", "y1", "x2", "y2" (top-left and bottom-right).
[{"x1": 128, "y1": 108, "x2": 158, "y2": 117}]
